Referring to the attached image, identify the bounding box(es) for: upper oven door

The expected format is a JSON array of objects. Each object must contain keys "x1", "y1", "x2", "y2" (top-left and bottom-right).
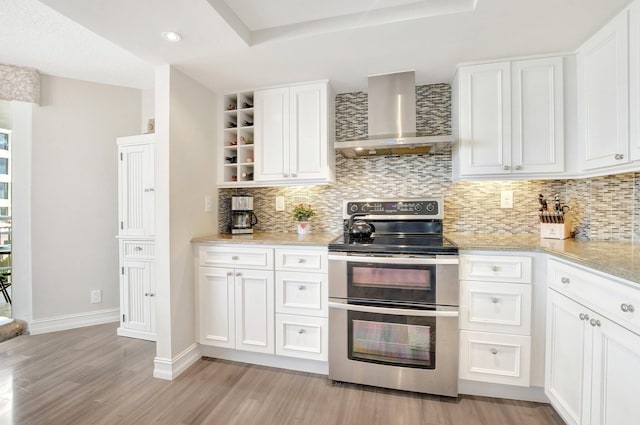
[{"x1": 328, "y1": 253, "x2": 459, "y2": 306}]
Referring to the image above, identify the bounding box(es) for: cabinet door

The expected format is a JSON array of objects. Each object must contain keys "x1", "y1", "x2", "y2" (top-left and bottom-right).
[
  {"x1": 254, "y1": 87, "x2": 289, "y2": 181},
  {"x1": 289, "y1": 83, "x2": 327, "y2": 180},
  {"x1": 235, "y1": 269, "x2": 275, "y2": 353},
  {"x1": 199, "y1": 266, "x2": 235, "y2": 348},
  {"x1": 578, "y1": 11, "x2": 629, "y2": 170},
  {"x1": 629, "y1": 2, "x2": 640, "y2": 161},
  {"x1": 590, "y1": 316, "x2": 640, "y2": 425},
  {"x1": 458, "y1": 62, "x2": 512, "y2": 175},
  {"x1": 512, "y1": 57, "x2": 564, "y2": 174},
  {"x1": 118, "y1": 143, "x2": 155, "y2": 236},
  {"x1": 122, "y1": 260, "x2": 154, "y2": 333},
  {"x1": 545, "y1": 290, "x2": 591, "y2": 425}
]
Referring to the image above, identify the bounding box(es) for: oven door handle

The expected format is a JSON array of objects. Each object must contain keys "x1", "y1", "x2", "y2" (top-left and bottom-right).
[
  {"x1": 328, "y1": 254, "x2": 459, "y2": 265},
  {"x1": 328, "y1": 301, "x2": 459, "y2": 318}
]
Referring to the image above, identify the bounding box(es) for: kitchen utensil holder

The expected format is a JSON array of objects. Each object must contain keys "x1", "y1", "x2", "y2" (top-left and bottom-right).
[{"x1": 539, "y1": 213, "x2": 572, "y2": 239}]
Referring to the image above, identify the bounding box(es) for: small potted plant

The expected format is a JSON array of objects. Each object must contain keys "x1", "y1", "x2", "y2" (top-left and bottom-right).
[{"x1": 292, "y1": 204, "x2": 316, "y2": 235}]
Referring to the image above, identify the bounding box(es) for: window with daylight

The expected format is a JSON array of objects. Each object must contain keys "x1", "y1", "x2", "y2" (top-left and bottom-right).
[
  {"x1": 0, "y1": 183, "x2": 8, "y2": 200},
  {"x1": 0, "y1": 133, "x2": 7, "y2": 151},
  {"x1": 0, "y1": 158, "x2": 8, "y2": 175}
]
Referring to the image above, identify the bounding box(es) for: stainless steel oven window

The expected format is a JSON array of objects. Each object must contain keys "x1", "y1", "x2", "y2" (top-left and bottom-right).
[
  {"x1": 347, "y1": 262, "x2": 436, "y2": 304},
  {"x1": 347, "y1": 310, "x2": 436, "y2": 369}
]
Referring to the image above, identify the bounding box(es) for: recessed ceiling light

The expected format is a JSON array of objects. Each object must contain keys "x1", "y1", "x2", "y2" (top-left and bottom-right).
[{"x1": 161, "y1": 31, "x2": 182, "y2": 42}]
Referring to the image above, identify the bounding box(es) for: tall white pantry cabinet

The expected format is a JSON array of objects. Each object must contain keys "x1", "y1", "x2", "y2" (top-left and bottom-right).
[{"x1": 116, "y1": 134, "x2": 157, "y2": 341}]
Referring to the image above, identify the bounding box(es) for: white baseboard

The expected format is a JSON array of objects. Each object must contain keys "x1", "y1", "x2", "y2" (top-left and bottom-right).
[
  {"x1": 153, "y1": 343, "x2": 201, "y2": 380},
  {"x1": 29, "y1": 308, "x2": 120, "y2": 335},
  {"x1": 117, "y1": 327, "x2": 156, "y2": 342},
  {"x1": 459, "y1": 380, "x2": 549, "y2": 403}
]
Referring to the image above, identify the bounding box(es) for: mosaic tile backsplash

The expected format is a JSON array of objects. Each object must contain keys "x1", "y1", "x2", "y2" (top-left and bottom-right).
[{"x1": 219, "y1": 84, "x2": 640, "y2": 241}]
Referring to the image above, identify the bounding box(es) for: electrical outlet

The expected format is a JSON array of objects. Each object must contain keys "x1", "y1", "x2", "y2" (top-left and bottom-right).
[
  {"x1": 500, "y1": 190, "x2": 514, "y2": 209},
  {"x1": 91, "y1": 289, "x2": 102, "y2": 304},
  {"x1": 204, "y1": 195, "x2": 213, "y2": 213},
  {"x1": 275, "y1": 196, "x2": 285, "y2": 211}
]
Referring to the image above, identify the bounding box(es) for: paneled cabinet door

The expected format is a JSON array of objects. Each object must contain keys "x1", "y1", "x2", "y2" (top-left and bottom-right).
[
  {"x1": 590, "y1": 315, "x2": 640, "y2": 425},
  {"x1": 629, "y1": 1, "x2": 640, "y2": 161},
  {"x1": 578, "y1": 10, "x2": 629, "y2": 170},
  {"x1": 458, "y1": 62, "x2": 512, "y2": 175},
  {"x1": 118, "y1": 143, "x2": 155, "y2": 236},
  {"x1": 235, "y1": 268, "x2": 275, "y2": 354},
  {"x1": 289, "y1": 83, "x2": 328, "y2": 180},
  {"x1": 254, "y1": 87, "x2": 289, "y2": 181},
  {"x1": 121, "y1": 260, "x2": 155, "y2": 334},
  {"x1": 512, "y1": 57, "x2": 564, "y2": 174},
  {"x1": 545, "y1": 290, "x2": 590, "y2": 425},
  {"x1": 199, "y1": 267, "x2": 235, "y2": 348}
]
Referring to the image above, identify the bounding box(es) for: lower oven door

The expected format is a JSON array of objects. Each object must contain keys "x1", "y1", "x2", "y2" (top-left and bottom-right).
[{"x1": 328, "y1": 299, "x2": 459, "y2": 397}]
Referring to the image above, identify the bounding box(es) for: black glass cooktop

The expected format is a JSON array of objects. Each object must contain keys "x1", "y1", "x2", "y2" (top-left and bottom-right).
[{"x1": 328, "y1": 233, "x2": 458, "y2": 255}]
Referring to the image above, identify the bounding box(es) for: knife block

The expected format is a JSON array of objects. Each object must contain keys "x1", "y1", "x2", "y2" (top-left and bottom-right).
[{"x1": 540, "y1": 222, "x2": 571, "y2": 239}]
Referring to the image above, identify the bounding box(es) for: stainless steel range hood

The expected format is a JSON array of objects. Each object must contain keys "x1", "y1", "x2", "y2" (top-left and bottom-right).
[{"x1": 335, "y1": 71, "x2": 453, "y2": 158}]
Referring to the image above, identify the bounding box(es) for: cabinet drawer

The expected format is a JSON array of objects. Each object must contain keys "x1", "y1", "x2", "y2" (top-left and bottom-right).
[
  {"x1": 460, "y1": 254, "x2": 532, "y2": 283},
  {"x1": 460, "y1": 281, "x2": 532, "y2": 335},
  {"x1": 122, "y1": 241, "x2": 154, "y2": 259},
  {"x1": 275, "y1": 248, "x2": 328, "y2": 273},
  {"x1": 199, "y1": 246, "x2": 273, "y2": 269},
  {"x1": 459, "y1": 330, "x2": 531, "y2": 387},
  {"x1": 275, "y1": 314, "x2": 328, "y2": 361},
  {"x1": 276, "y1": 271, "x2": 327, "y2": 317},
  {"x1": 548, "y1": 258, "x2": 640, "y2": 335}
]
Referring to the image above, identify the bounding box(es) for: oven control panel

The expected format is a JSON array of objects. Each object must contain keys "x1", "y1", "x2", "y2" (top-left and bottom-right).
[{"x1": 344, "y1": 198, "x2": 442, "y2": 219}]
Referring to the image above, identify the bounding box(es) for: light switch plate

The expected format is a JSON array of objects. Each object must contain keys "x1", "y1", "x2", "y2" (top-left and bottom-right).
[
  {"x1": 500, "y1": 190, "x2": 514, "y2": 209},
  {"x1": 205, "y1": 195, "x2": 213, "y2": 212},
  {"x1": 275, "y1": 196, "x2": 285, "y2": 211}
]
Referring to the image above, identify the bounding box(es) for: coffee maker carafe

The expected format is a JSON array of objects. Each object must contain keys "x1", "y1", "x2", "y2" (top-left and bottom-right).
[{"x1": 230, "y1": 196, "x2": 258, "y2": 234}]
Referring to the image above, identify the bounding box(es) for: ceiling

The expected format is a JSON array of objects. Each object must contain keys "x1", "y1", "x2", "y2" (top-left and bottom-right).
[{"x1": 1, "y1": 0, "x2": 634, "y2": 94}]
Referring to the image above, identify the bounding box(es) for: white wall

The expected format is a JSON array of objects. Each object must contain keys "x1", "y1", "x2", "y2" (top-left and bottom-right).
[
  {"x1": 30, "y1": 75, "x2": 140, "y2": 320},
  {"x1": 154, "y1": 65, "x2": 217, "y2": 372}
]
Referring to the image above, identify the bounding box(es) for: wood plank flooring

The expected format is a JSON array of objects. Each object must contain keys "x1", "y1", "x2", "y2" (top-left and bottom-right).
[{"x1": 0, "y1": 323, "x2": 565, "y2": 425}]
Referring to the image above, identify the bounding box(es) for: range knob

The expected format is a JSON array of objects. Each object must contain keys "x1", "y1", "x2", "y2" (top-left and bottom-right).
[
  {"x1": 349, "y1": 204, "x2": 359, "y2": 213},
  {"x1": 425, "y1": 202, "x2": 436, "y2": 212},
  {"x1": 361, "y1": 204, "x2": 369, "y2": 212},
  {"x1": 414, "y1": 203, "x2": 423, "y2": 212}
]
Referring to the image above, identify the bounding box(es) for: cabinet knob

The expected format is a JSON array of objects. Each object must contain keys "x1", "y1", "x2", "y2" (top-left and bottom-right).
[
  {"x1": 144, "y1": 293, "x2": 155, "y2": 297},
  {"x1": 227, "y1": 272, "x2": 233, "y2": 276},
  {"x1": 503, "y1": 165, "x2": 510, "y2": 171},
  {"x1": 298, "y1": 285, "x2": 306, "y2": 290},
  {"x1": 561, "y1": 277, "x2": 570, "y2": 285},
  {"x1": 579, "y1": 313, "x2": 590, "y2": 321},
  {"x1": 298, "y1": 258, "x2": 306, "y2": 264},
  {"x1": 298, "y1": 329, "x2": 305, "y2": 334},
  {"x1": 490, "y1": 297, "x2": 499, "y2": 304},
  {"x1": 491, "y1": 266, "x2": 499, "y2": 272},
  {"x1": 291, "y1": 173, "x2": 297, "y2": 178},
  {"x1": 144, "y1": 188, "x2": 155, "y2": 192},
  {"x1": 231, "y1": 256, "x2": 239, "y2": 260},
  {"x1": 283, "y1": 174, "x2": 289, "y2": 178},
  {"x1": 134, "y1": 246, "x2": 143, "y2": 251},
  {"x1": 490, "y1": 348, "x2": 498, "y2": 355},
  {"x1": 236, "y1": 272, "x2": 241, "y2": 277},
  {"x1": 515, "y1": 165, "x2": 522, "y2": 171},
  {"x1": 590, "y1": 318, "x2": 601, "y2": 327},
  {"x1": 621, "y1": 303, "x2": 635, "y2": 313},
  {"x1": 614, "y1": 154, "x2": 625, "y2": 160}
]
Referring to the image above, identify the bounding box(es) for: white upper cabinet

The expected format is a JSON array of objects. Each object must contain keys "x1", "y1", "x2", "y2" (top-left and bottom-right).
[
  {"x1": 453, "y1": 56, "x2": 564, "y2": 179},
  {"x1": 117, "y1": 134, "x2": 155, "y2": 237},
  {"x1": 254, "y1": 81, "x2": 335, "y2": 185},
  {"x1": 629, "y1": 1, "x2": 640, "y2": 162},
  {"x1": 578, "y1": 10, "x2": 630, "y2": 170}
]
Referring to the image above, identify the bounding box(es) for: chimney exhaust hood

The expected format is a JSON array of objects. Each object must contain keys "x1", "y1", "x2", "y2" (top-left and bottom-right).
[{"x1": 335, "y1": 71, "x2": 453, "y2": 158}]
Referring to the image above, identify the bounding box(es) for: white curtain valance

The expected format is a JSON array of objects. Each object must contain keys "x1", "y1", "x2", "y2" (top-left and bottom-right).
[{"x1": 0, "y1": 63, "x2": 40, "y2": 104}]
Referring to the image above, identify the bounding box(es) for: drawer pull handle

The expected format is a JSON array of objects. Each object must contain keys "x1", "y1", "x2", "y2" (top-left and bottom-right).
[
  {"x1": 231, "y1": 256, "x2": 239, "y2": 260},
  {"x1": 561, "y1": 277, "x2": 570, "y2": 285},
  {"x1": 491, "y1": 266, "x2": 499, "y2": 272},
  {"x1": 144, "y1": 187, "x2": 155, "y2": 192},
  {"x1": 615, "y1": 153, "x2": 625, "y2": 160},
  {"x1": 579, "y1": 313, "x2": 590, "y2": 321},
  {"x1": 298, "y1": 285, "x2": 306, "y2": 290},
  {"x1": 621, "y1": 304, "x2": 635, "y2": 313},
  {"x1": 134, "y1": 246, "x2": 143, "y2": 251},
  {"x1": 298, "y1": 329, "x2": 305, "y2": 334},
  {"x1": 590, "y1": 318, "x2": 601, "y2": 327},
  {"x1": 227, "y1": 272, "x2": 233, "y2": 276},
  {"x1": 144, "y1": 293, "x2": 155, "y2": 297},
  {"x1": 490, "y1": 297, "x2": 499, "y2": 304},
  {"x1": 490, "y1": 348, "x2": 498, "y2": 355},
  {"x1": 236, "y1": 272, "x2": 241, "y2": 277},
  {"x1": 298, "y1": 258, "x2": 306, "y2": 263}
]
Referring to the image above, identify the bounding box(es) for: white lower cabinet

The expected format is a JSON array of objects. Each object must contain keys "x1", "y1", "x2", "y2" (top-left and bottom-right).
[
  {"x1": 459, "y1": 254, "x2": 533, "y2": 387},
  {"x1": 197, "y1": 244, "x2": 328, "y2": 362},
  {"x1": 546, "y1": 261, "x2": 640, "y2": 425},
  {"x1": 117, "y1": 240, "x2": 156, "y2": 341},
  {"x1": 199, "y1": 265, "x2": 274, "y2": 354}
]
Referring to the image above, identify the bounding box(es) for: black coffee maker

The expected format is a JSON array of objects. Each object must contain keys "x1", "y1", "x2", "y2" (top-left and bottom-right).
[{"x1": 230, "y1": 196, "x2": 258, "y2": 234}]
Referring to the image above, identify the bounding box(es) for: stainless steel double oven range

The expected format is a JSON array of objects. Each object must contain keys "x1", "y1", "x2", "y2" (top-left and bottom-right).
[{"x1": 328, "y1": 198, "x2": 460, "y2": 397}]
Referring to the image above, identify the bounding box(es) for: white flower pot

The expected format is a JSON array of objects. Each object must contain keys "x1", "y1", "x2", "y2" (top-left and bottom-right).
[{"x1": 297, "y1": 221, "x2": 311, "y2": 235}]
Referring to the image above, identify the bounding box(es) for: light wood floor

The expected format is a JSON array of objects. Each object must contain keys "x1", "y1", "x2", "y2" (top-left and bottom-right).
[{"x1": 0, "y1": 323, "x2": 565, "y2": 425}]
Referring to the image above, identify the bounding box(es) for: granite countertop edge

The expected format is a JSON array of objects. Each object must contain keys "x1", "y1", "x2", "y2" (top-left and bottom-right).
[{"x1": 191, "y1": 232, "x2": 340, "y2": 247}]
